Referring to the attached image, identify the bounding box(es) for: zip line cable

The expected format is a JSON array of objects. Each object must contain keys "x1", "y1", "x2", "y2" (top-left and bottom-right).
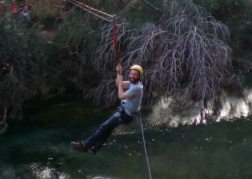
[
  {"x1": 68, "y1": 0, "x2": 113, "y2": 18},
  {"x1": 116, "y1": 0, "x2": 138, "y2": 16},
  {"x1": 67, "y1": 0, "x2": 113, "y2": 22},
  {"x1": 67, "y1": 0, "x2": 139, "y2": 22}
]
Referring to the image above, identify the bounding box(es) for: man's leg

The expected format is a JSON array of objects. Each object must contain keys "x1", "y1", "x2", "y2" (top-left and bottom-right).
[
  {"x1": 86, "y1": 111, "x2": 134, "y2": 151},
  {"x1": 71, "y1": 110, "x2": 134, "y2": 153},
  {"x1": 83, "y1": 112, "x2": 122, "y2": 152},
  {"x1": 71, "y1": 112, "x2": 121, "y2": 153}
]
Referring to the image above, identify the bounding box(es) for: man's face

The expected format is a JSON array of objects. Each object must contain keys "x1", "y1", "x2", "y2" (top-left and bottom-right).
[{"x1": 129, "y1": 69, "x2": 140, "y2": 83}]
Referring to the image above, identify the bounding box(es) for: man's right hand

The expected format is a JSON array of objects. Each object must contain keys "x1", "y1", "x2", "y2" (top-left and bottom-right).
[{"x1": 116, "y1": 64, "x2": 122, "y2": 75}]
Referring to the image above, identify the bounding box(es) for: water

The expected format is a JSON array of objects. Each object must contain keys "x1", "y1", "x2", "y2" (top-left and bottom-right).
[{"x1": 1, "y1": 95, "x2": 252, "y2": 179}]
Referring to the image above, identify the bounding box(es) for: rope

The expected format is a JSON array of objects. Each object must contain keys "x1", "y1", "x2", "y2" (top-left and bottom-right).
[
  {"x1": 138, "y1": 113, "x2": 153, "y2": 179},
  {"x1": 67, "y1": 0, "x2": 112, "y2": 22},
  {"x1": 112, "y1": 24, "x2": 120, "y2": 65},
  {"x1": 117, "y1": 0, "x2": 138, "y2": 16},
  {"x1": 67, "y1": 0, "x2": 138, "y2": 19},
  {"x1": 67, "y1": 0, "x2": 140, "y2": 21}
]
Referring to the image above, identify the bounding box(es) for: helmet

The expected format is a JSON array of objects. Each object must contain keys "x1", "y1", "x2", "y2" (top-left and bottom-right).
[{"x1": 130, "y1": 65, "x2": 143, "y2": 75}]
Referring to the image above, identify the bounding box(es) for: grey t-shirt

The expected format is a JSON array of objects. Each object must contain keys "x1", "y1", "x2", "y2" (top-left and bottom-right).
[{"x1": 122, "y1": 81, "x2": 143, "y2": 116}]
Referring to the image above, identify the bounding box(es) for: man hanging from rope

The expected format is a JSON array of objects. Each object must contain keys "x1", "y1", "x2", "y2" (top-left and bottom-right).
[{"x1": 71, "y1": 64, "x2": 143, "y2": 154}]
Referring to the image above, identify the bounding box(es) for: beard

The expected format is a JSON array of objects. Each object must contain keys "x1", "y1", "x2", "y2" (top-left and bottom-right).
[{"x1": 129, "y1": 77, "x2": 140, "y2": 84}]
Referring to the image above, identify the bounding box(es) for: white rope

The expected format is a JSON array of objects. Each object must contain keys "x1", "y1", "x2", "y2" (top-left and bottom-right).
[
  {"x1": 138, "y1": 113, "x2": 153, "y2": 179},
  {"x1": 117, "y1": 0, "x2": 138, "y2": 16},
  {"x1": 67, "y1": 0, "x2": 139, "y2": 22},
  {"x1": 67, "y1": 0, "x2": 113, "y2": 22}
]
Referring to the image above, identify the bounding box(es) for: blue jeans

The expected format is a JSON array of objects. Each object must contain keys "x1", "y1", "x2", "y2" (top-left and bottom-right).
[{"x1": 83, "y1": 110, "x2": 134, "y2": 151}]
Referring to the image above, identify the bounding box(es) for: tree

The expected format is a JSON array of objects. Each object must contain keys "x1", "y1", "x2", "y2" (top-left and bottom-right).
[
  {"x1": 89, "y1": 0, "x2": 243, "y2": 107},
  {"x1": 0, "y1": 20, "x2": 44, "y2": 133},
  {"x1": 194, "y1": 0, "x2": 252, "y2": 69}
]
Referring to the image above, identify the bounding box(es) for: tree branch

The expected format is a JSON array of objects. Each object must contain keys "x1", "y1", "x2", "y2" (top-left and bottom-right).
[
  {"x1": 141, "y1": 0, "x2": 162, "y2": 13},
  {"x1": 0, "y1": 107, "x2": 8, "y2": 135}
]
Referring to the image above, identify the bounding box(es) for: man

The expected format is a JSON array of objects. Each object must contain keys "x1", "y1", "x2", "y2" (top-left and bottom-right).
[
  {"x1": 9, "y1": 0, "x2": 18, "y2": 16},
  {"x1": 71, "y1": 64, "x2": 144, "y2": 154},
  {"x1": 20, "y1": 4, "x2": 30, "y2": 23}
]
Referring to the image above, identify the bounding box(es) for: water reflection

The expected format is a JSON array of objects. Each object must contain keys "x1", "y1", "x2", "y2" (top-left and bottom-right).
[
  {"x1": 30, "y1": 162, "x2": 70, "y2": 179},
  {"x1": 148, "y1": 88, "x2": 252, "y2": 127},
  {"x1": 29, "y1": 162, "x2": 119, "y2": 179}
]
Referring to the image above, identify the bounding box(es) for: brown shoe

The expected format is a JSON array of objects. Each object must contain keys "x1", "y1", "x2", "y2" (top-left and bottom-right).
[{"x1": 70, "y1": 141, "x2": 88, "y2": 152}]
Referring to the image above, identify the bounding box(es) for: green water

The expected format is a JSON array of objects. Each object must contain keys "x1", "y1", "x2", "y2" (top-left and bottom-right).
[{"x1": 1, "y1": 95, "x2": 252, "y2": 179}]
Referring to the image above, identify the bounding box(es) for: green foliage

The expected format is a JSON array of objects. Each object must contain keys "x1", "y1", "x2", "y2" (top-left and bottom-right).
[
  {"x1": 193, "y1": 0, "x2": 252, "y2": 57},
  {"x1": 193, "y1": 0, "x2": 221, "y2": 12},
  {"x1": 0, "y1": 10, "x2": 101, "y2": 128},
  {"x1": 55, "y1": 10, "x2": 98, "y2": 59},
  {"x1": 0, "y1": 20, "x2": 44, "y2": 118},
  {"x1": 45, "y1": 10, "x2": 101, "y2": 91}
]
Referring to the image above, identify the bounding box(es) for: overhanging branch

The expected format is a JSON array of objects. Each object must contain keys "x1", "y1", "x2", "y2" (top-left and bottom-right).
[
  {"x1": 141, "y1": 0, "x2": 162, "y2": 13},
  {"x1": 0, "y1": 107, "x2": 8, "y2": 134}
]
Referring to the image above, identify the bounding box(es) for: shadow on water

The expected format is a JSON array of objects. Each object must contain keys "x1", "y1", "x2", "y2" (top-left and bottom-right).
[{"x1": 1, "y1": 94, "x2": 252, "y2": 178}]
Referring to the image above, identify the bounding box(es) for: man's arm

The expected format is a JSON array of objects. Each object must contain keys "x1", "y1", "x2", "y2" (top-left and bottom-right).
[
  {"x1": 116, "y1": 64, "x2": 129, "y2": 89},
  {"x1": 117, "y1": 74, "x2": 131, "y2": 100},
  {"x1": 116, "y1": 78, "x2": 129, "y2": 89}
]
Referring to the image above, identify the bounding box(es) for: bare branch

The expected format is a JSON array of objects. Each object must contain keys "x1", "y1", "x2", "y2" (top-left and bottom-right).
[{"x1": 87, "y1": 0, "x2": 242, "y2": 106}]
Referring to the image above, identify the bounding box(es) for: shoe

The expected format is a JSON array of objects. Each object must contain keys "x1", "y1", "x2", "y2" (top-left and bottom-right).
[{"x1": 70, "y1": 141, "x2": 88, "y2": 152}]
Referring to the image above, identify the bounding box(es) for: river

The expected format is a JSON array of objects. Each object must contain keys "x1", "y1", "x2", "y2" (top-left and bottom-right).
[{"x1": 1, "y1": 94, "x2": 252, "y2": 179}]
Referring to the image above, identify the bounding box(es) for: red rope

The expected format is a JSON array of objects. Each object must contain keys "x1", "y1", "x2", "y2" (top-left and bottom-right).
[{"x1": 113, "y1": 24, "x2": 120, "y2": 65}]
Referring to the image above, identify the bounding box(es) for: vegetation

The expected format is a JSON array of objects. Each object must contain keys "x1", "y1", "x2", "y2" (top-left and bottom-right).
[
  {"x1": 193, "y1": 0, "x2": 252, "y2": 68},
  {"x1": 92, "y1": 0, "x2": 243, "y2": 106},
  {"x1": 0, "y1": 21, "x2": 44, "y2": 133},
  {"x1": 0, "y1": 0, "x2": 252, "y2": 132}
]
